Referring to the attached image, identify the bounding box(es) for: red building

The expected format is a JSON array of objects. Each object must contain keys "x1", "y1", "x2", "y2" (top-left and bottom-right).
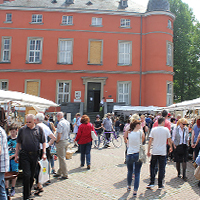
[{"x1": 0, "y1": 0, "x2": 175, "y2": 114}]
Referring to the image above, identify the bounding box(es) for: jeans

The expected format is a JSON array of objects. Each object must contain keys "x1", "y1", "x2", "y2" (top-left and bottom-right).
[
  {"x1": 95, "y1": 129, "x2": 102, "y2": 147},
  {"x1": 19, "y1": 150, "x2": 38, "y2": 200},
  {"x1": 150, "y1": 155, "x2": 166, "y2": 187},
  {"x1": 126, "y1": 153, "x2": 142, "y2": 191},
  {"x1": 194, "y1": 143, "x2": 200, "y2": 160},
  {"x1": 0, "y1": 172, "x2": 7, "y2": 200},
  {"x1": 115, "y1": 127, "x2": 120, "y2": 136},
  {"x1": 80, "y1": 142, "x2": 92, "y2": 166}
]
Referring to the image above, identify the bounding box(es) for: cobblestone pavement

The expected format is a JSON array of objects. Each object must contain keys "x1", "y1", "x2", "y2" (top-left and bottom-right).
[{"x1": 12, "y1": 135, "x2": 200, "y2": 200}]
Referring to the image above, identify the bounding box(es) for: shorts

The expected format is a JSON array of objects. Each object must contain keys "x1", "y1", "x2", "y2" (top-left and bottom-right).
[{"x1": 9, "y1": 159, "x2": 19, "y2": 172}]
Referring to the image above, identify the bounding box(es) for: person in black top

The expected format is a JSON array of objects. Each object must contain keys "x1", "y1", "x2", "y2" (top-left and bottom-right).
[
  {"x1": 93, "y1": 115, "x2": 102, "y2": 148},
  {"x1": 115, "y1": 117, "x2": 121, "y2": 136},
  {"x1": 15, "y1": 114, "x2": 46, "y2": 200}
]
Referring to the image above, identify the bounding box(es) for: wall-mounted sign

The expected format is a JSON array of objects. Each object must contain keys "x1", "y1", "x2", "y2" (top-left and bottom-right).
[
  {"x1": 74, "y1": 99, "x2": 81, "y2": 102},
  {"x1": 75, "y1": 91, "x2": 81, "y2": 100},
  {"x1": 106, "y1": 99, "x2": 114, "y2": 102}
]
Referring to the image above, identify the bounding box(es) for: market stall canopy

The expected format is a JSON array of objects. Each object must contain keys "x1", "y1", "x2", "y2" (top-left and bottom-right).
[
  {"x1": 167, "y1": 97, "x2": 200, "y2": 111},
  {"x1": 0, "y1": 90, "x2": 58, "y2": 112},
  {"x1": 113, "y1": 105, "x2": 162, "y2": 112}
]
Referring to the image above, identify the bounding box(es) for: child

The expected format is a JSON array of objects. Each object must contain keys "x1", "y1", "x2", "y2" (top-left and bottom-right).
[{"x1": 5, "y1": 125, "x2": 18, "y2": 197}]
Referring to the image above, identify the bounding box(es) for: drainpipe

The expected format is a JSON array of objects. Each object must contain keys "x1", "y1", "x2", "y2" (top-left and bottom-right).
[{"x1": 139, "y1": 15, "x2": 143, "y2": 106}]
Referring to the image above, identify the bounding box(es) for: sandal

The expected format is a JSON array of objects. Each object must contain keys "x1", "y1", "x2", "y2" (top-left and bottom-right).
[{"x1": 34, "y1": 187, "x2": 44, "y2": 196}]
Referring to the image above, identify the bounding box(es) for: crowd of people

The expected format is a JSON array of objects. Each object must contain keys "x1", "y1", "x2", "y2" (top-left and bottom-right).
[{"x1": 0, "y1": 109, "x2": 200, "y2": 199}]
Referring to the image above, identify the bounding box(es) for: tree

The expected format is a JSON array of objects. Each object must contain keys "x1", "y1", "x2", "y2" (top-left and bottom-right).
[{"x1": 169, "y1": 0, "x2": 200, "y2": 102}]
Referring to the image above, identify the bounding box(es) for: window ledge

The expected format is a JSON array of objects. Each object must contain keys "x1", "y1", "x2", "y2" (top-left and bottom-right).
[
  {"x1": 29, "y1": 22, "x2": 44, "y2": 25},
  {"x1": 25, "y1": 61, "x2": 42, "y2": 64},
  {"x1": 87, "y1": 63, "x2": 103, "y2": 66},
  {"x1": 118, "y1": 64, "x2": 132, "y2": 66},
  {"x1": 57, "y1": 62, "x2": 73, "y2": 65},
  {"x1": 119, "y1": 26, "x2": 131, "y2": 29},
  {"x1": 0, "y1": 61, "x2": 11, "y2": 64},
  {"x1": 60, "y1": 23, "x2": 74, "y2": 26},
  {"x1": 4, "y1": 21, "x2": 12, "y2": 24},
  {"x1": 90, "y1": 25, "x2": 103, "y2": 27}
]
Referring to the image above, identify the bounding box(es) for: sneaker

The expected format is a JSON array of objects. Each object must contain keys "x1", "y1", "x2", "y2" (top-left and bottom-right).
[
  {"x1": 61, "y1": 176, "x2": 68, "y2": 179},
  {"x1": 146, "y1": 184, "x2": 154, "y2": 189},
  {"x1": 158, "y1": 185, "x2": 165, "y2": 190},
  {"x1": 10, "y1": 189, "x2": 15, "y2": 196},
  {"x1": 87, "y1": 165, "x2": 90, "y2": 170},
  {"x1": 127, "y1": 186, "x2": 131, "y2": 191},
  {"x1": 51, "y1": 169, "x2": 56, "y2": 174},
  {"x1": 53, "y1": 174, "x2": 61, "y2": 178}
]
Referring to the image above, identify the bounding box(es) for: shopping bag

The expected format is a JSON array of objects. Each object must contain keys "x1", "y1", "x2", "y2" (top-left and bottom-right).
[{"x1": 38, "y1": 159, "x2": 49, "y2": 184}]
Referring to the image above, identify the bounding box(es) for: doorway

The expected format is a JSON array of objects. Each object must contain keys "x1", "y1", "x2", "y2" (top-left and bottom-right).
[{"x1": 87, "y1": 82, "x2": 101, "y2": 112}]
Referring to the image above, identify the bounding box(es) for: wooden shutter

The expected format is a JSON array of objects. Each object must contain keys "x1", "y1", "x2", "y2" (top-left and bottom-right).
[
  {"x1": 26, "y1": 81, "x2": 39, "y2": 96},
  {"x1": 89, "y1": 41, "x2": 102, "y2": 64}
]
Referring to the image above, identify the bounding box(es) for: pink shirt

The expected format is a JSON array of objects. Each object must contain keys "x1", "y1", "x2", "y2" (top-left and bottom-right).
[{"x1": 153, "y1": 119, "x2": 171, "y2": 131}]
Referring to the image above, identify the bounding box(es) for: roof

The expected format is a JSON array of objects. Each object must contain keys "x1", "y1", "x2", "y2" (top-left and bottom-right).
[
  {"x1": 147, "y1": 0, "x2": 170, "y2": 12},
  {"x1": 0, "y1": 0, "x2": 147, "y2": 13}
]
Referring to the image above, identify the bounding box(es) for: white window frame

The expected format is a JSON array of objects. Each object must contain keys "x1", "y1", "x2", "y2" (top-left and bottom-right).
[
  {"x1": 121, "y1": 0, "x2": 128, "y2": 7},
  {"x1": 88, "y1": 39, "x2": 103, "y2": 65},
  {"x1": 58, "y1": 38, "x2": 73, "y2": 64},
  {"x1": 31, "y1": 14, "x2": 43, "y2": 23},
  {"x1": 120, "y1": 19, "x2": 130, "y2": 28},
  {"x1": 118, "y1": 41, "x2": 132, "y2": 66},
  {"x1": 168, "y1": 20, "x2": 172, "y2": 29},
  {"x1": 91, "y1": 17, "x2": 102, "y2": 26},
  {"x1": 56, "y1": 80, "x2": 72, "y2": 104},
  {"x1": 166, "y1": 41, "x2": 173, "y2": 67},
  {"x1": 166, "y1": 81, "x2": 173, "y2": 106},
  {"x1": 26, "y1": 37, "x2": 43, "y2": 63},
  {"x1": 1, "y1": 37, "x2": 12, "y2": 62},
  {"x1": 62, "y1": 16, "x2": 73, "y2": 25},
  {"x1": 117, "y1": 81, "x2": 131, "y2": 105},
  {"x1": 0, "y1": 80, "x2": 8, "y2": 90},
  {"x1": 6, "y1": 13, "x2": 12, "y2": 22}
]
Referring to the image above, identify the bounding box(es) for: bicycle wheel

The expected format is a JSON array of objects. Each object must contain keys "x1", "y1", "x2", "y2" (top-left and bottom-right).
[
  {"x1": 112, "y1": 136, "x2": 122, "y2": 148},
  {"x1": 98, "y1": 134, "x2": 107, "y2": 149}
]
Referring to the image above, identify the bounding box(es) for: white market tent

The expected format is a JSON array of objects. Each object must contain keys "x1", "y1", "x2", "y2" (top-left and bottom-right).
[
  {"x1": 113, "y1": 105, "x2": 162, "y2": 119},
  {"x1": 167, "y1": 97, "x2": 200, "y2": 111},
  {"x1": 0, "y1": 90, "x2": 58, "y2": 112}
]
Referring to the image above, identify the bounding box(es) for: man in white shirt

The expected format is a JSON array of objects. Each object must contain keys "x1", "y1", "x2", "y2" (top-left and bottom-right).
[{"x1": 147, "y1": 117, "x2": 172, "y2": 190}]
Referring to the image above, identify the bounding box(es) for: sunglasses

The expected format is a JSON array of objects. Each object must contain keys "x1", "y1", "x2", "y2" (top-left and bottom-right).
[
  {"x1": 182, "y1": 123, "x2": 187, "y2": 125},
  {"x1": 26, "y1": 121, "x2": 32, "y2": 123}
]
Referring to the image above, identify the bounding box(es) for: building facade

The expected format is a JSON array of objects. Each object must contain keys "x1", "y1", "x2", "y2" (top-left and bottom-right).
[{"x1": 0, "y1": 0, "x2": 175, "y2": 112}]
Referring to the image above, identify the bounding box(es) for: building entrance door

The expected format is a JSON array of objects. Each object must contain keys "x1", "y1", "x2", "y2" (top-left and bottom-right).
[{"x1": 87, "y1": 82, "x2": 101, "y2": 112}]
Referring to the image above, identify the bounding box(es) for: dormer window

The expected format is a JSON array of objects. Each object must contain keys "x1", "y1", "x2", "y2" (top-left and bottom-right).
[
  {"x1": 121, "y1": 0, "x2": 128, "y2": 8},
  {"x1": 65, "y1": 0, "x2": 74, "y2": 4}
]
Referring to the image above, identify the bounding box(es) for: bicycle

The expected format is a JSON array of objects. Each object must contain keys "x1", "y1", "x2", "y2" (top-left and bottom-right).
[{"x1": 98, "y1": 131, "x2": 122, "y2": 149}]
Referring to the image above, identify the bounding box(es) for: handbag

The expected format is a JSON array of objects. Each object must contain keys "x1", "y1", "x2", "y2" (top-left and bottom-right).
[
  {"x1": 139, "y1": 130, "x2": 146, "y2": 163},
  {"x1": 91, "y1": 124, "x2": 98, "y2": 140},
  {"x1": 194, "y1": 166, "x2": 200, "y2": 180}
]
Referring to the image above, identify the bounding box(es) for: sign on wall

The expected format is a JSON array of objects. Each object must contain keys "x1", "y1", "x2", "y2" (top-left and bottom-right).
[{"x1": 74, "y1": 91, "x2": 81, "y2": 102}]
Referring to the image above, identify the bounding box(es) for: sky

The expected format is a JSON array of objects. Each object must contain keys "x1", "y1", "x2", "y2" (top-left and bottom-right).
[{"x1": 134, "y1": 0, "x2": 200, "y2": 22}]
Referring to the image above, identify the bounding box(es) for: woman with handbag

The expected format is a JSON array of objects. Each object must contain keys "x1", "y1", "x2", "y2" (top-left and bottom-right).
[
  {"x1": 125, "y1": 119, "x2": 145, "y2": 197},
  {"x1": 75, "y1": 115, "x2": 96, "y2": 170},
  {"x1": 172, "y1": 118, "x2": 189, "y2": 180}
]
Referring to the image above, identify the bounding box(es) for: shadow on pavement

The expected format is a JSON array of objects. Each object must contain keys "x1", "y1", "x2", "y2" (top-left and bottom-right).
[
  {"x1": 68, "y1": 167, "x2": 88, "y2": 174},
  {"x1": 118, "y1": 191, "x2": 130, "y2": 200},
  {"x1": 165, "y1": 177, "x2": 184, "y2": 188},
  {"x1": 138, "y1": 189, "x2": 166, "y2": 199},
  {"x1": 113, "y1": 178, "x2": 126, "y2": 189}
]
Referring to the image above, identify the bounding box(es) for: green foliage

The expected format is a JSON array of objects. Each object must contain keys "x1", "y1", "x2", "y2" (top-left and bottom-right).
[{"x1": 169, "y1": 0, "x2": 200, "y2": 102}]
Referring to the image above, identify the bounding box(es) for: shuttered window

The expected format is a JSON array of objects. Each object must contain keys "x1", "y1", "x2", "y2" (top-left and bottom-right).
[
  {"x1": 88, "y1": 40, "x2": 103, "y2": 64},
  {"x1": 26, "y1": 81, "x2": 40, "y2": 96},
  {"x1": 118, "y1": 41, "x2": 132, "y2": 65}
]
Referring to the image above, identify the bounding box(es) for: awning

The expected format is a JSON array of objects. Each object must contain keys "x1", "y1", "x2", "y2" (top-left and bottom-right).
[{"x1": 0, "y1": 90, "x2": 58, "y2": 112}]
